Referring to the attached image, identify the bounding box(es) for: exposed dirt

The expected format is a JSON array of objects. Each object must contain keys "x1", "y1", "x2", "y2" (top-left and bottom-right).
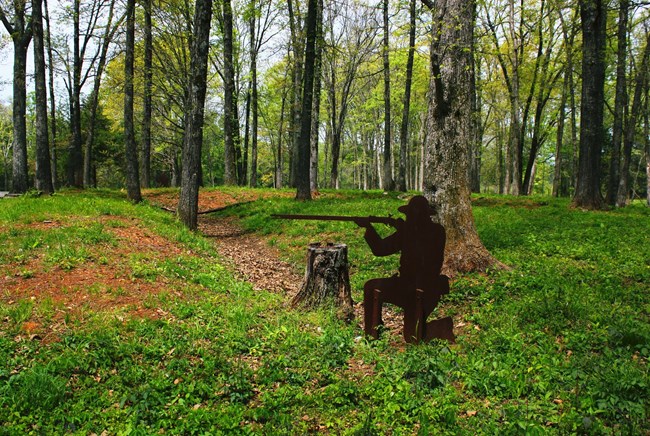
[{"x1": 1, "y1": 189, "x2": 411, "y2": 344}]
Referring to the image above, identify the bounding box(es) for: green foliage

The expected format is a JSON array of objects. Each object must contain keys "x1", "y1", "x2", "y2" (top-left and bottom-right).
[{"x1": 1, "y1": 190, "x2": 649, "y2": 434}]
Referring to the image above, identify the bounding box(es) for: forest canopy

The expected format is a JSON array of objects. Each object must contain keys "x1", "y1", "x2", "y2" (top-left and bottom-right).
[{"x1": 0, "y1": 0, "x2": 648, "y2": 208}]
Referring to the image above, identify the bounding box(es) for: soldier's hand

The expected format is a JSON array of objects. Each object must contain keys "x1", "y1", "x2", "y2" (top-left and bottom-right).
[
  {"x1": 390, "y1": 217, "x2": 405, "y2": 229},
  {"x1": 354, "y1": 217, "x2": 371, "y2": 228}
]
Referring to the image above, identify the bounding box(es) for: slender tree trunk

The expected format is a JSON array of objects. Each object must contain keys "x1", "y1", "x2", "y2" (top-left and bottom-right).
[
  {"x1": 44, "y1": 0, "x2": 58, "y2": 189},
  {"x1": 607, "y1": 0, "x2": 629, "y2": 205},
  {"x1": 295, "y1": 0, "x2": 318, "y2": 200},
  {"x1": 276, "y1": 84, "x2": 287, "y2": 188},
  {"x1": 33, "y1": 0, "x2": 53, "y2": 194},
  {"x1": 573, "y1": 0, "x2": 606, "y2": 209},
  {"x1": 124, "y1": 0, "x2": 142, "y2": 203},
  {"x1": 142, "y1": 0, "x2": 153, "y2": 188},
  {"x1": 397, "y1": 0, "x2": 416, "y2": 192},
  {"x1": 287, "y1": 0, "x2": 303, "y2": 187},
  {"x1": 422, "y1": 0, "x2": 501, "y2": 274},
  {"x1": 249, "y1": 2, "x2": 259, "y2": 187},
  {"x1": 553, "y1": 67, "x2": 569, "y2": 197},
  {"x1": 382, "y1": 0, "x2": 394, "y2": 191},
  {"x1": 84, "y1": 0, "x2": 118, "y2": 188},
  {"x1": 178, "y1": 0, "x2": 213, "y2": 229},
  {"x1": 616, "y1": 31, "x2": 650, "y2": 207},
  {"x1": 223, "y1": 0, "x2": 238, "y2": 185},
  {"x1": 66, "y1": 0, "x2": 84, "y2": 188},
  {"x1": 309, "y1": 0, "x2": 323, "y2": 192},
  {"x1": 643, "y1": 93, "x2": 650, "y2": 207}
]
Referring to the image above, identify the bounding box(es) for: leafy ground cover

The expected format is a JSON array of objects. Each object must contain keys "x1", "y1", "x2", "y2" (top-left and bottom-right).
[{"x1": 0, "y1": 189, "x2": 648, "y2": 434}]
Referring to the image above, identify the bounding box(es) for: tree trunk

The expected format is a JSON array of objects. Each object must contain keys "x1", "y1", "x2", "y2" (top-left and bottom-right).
[
  {"x1": 422, "y1": 0, "x2": 501, "y2": 274},
  {"x1": 643, "y1": 96, "x2": 650, "y2": 207},
  {"x1": 0, "y1": 4, "x2": 32, "y2": 194},
  {"x1": 397, "y1": 0, "x2": 416, "y2": 193},
  {"x1": 607, "y1": 0, "x2": 629, "y2": 205},
  {"x1": 142, "y1": 0, "x2": 153, "y2": 188},
  {"x1": 124, "y1": 0, "x2": 142, "y2": 203},
  {"x1": 382, "y1": 0, "x2": 394, "y2": 191},
  {"x1": 295, "y1": 0, "x2": 317, "y2": 200},
  {"x1": 309, "y1": 0, "x2": 323, "y2": 192},
  {"x1": 223, "y1": 0, "x2": 238, "y2": 185},
  {"x1": 573, "y1": 0, "x2": 606, "y2": 209},
  {"x1": 616, "y1": 30, "x2": 650, "y2": 207},
  {"x1": 291, "y1": 243, "x2": 354, "y2": 321},
  {"x1": 67, "y1": 0, "x2": 84, "y2": 188},
  {"x1": 249, "y1": 2, "x2": 259, "y2": 188},
  {"x1": 178, "y1": 0, "x2": 213, "y2": 229},
  {"x1": 33, "y1": 0, "x2": 53, "y2": 194},
  {"x1": 84, "y1": 0, "x2": 118, "y2": 188},
  {"x1": 44, "y1": 0, "x2": 58, "y2": 190}
]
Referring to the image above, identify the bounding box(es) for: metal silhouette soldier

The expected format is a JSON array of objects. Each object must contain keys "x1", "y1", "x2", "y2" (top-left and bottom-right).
[{"x1": 354, "y1": 195, "x2": 455, "y2": 343}]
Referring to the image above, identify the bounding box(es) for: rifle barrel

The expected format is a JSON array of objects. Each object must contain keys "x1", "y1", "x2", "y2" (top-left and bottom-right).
[{"x1": 271, "y1": 214, "x2": 396, "y2": 225}]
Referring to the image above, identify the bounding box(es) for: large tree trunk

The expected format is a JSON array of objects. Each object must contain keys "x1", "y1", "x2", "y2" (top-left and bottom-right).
[
  {"x1": 573, "y1": 0, "x2": 606, "y2": 209},
  {"x1": 178, "y1": 0, "x2": 213, "y2": 229},
  {"x1": 382, "y1": 0, "x2": 394, "y2": 192},
  {"x1": 0, "y1": 4, "x2": 32, "y2": 193},
  {"x1": 295, "y1": 0, "x2": 317, "y2": 200},
  {"x1": 33, "y1": 0, "x2": 53, "y2": 194},
  {"x1": 422, "y1": 0, "x2": 501, "y2": 274},
  {"x1": 397, "y1": 0, "x2": 416, "y2": 193},
  {"x1": 607, "y1": 0, "x2": 629, "y2": 205},
  {"x1": 141, "y1": 0, "x2": 153, "y2": 188},
  {"x1": 223, "y1": 0, "x2": 238, "y2": 185},
  {"x1": 124, "y1": 0, "x2": 142, "y2": 203}
]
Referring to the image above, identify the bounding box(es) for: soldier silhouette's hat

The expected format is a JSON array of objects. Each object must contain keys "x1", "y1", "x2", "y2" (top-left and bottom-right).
[{"x1": 398, "y1": 195, "x2": 435, "y2": 216}]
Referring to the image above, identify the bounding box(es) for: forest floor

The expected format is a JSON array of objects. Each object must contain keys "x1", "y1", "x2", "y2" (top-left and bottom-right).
[
  {"x1": 0, "y1": 189, "x2": 402, "y2": 344},
  {"x1": 144, "y1": 189, "x2": 404, "y2": 337}
]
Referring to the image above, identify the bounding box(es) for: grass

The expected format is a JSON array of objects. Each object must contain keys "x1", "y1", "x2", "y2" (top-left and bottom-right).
[{"x1": 0, "y1": 188, "x2": 648, "y2": 434}]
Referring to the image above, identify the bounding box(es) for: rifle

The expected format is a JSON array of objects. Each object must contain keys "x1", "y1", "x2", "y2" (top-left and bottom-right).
[{"x1": 271, "y1": 214, "x2": 401, "y2": 226}]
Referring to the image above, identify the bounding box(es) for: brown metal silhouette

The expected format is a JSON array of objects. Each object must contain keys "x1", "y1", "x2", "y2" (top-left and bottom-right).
[
  {"x1": 356, "y1": 195, "x2": 454, "y2": 344},
  {"x1": 273, "y1": 195, "x2": 454, "y2": 344}
]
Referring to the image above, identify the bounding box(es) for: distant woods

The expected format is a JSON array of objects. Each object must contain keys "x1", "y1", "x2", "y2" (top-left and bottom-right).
[{"x1": 0, "y1": 0, "x2": 648, "y2": 209}]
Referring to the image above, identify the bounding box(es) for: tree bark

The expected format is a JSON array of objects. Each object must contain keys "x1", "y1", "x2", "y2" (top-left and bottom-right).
[
  {"x1": 397, "y1": 0, "x2": 416, "y2": 193},
  {"x1": 66, "y1": 0, "x2": 84, "y2": 188},
  {"x1": 616, "y1": 30, "x2": 650, "y2": 207},
  {"x1": 0, "y1": 4, "x2": 32, "y2": 194},
  {"x1": 44, "y1": 0, "x2": 58, "y2": 189},
  {"x1": 295, "y1": 0, "x2": 317, "y2": 200},
  {"x1": 573, "y1": 0, "x2": 606, "y2": 209},
  {"x1": 124, "y1": 0, "x2": 142, "y2": 203},
  {"x1": 33, "y1": 0, "x2": 53, "y2": 194},
  {"x1": 382, "y1": 0, "x2": 394, "y2": 191},
  {"x1": 178, "y1": 0, "x2": 213, "y2": 229},
  {"x1": 607, "y1": 0, "x2": 629, "y2": 205},
  {"x1": 142, "y1": 0, "x2": 153, "y2": 188},
  {"x1": 291, "y1": 243, "x2": 354, "y2": 321},
  {"x1": 309, "y1": 0, "x2": 323, "y2": 192},
  {"x1": 223, "y1": 0, "x2": 238, "y2": 185},
  {"x1": 422, "y1": 0, "x2": 501, "y2": 274}
]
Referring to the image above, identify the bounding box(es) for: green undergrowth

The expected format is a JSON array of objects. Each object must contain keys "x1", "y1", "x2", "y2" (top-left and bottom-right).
[{"x1": 0, "y1": 189, "x2": 648, "y2": 434}]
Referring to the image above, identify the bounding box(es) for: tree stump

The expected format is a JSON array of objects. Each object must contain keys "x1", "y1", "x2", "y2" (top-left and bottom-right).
[{"x1": 291, "y1": 243, "x2": 354, "y2": 321}]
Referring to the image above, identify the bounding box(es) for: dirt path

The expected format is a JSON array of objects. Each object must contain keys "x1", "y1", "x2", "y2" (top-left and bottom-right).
[{"x1": 198, "y1": 215, "x2": 301, "y2": 297}]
